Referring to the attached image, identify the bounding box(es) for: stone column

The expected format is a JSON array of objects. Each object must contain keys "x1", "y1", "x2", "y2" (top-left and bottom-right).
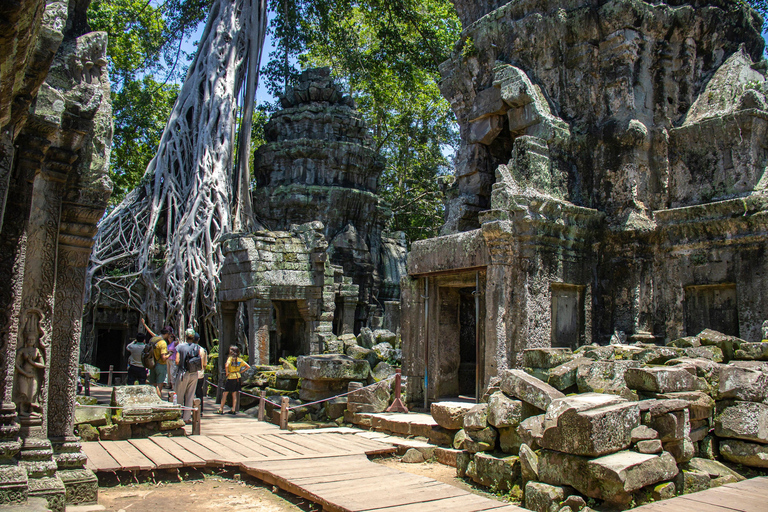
[
  {"x1": 248, "y1": 299, "x2": 271, "y2": 366},
  {"x1": 47, "y1": 204, "x2": 100, "y2": 505},
  {"x1": 13, "y1": 161, "x2": 68, "y2": 511}
]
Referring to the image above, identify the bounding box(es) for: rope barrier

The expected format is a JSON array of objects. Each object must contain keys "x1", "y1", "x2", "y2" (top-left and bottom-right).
[{"x1": 74, "y1": 403, "x2": 197, "y2": 412}]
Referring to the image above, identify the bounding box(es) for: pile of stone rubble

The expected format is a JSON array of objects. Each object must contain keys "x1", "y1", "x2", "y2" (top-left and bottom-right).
[{"x1": 430, "y1": 329, "x2": 767, "y2": 511}]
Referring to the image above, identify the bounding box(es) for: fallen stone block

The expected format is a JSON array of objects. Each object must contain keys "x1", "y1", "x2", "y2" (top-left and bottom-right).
[
  {"x1": 735, "y1": 342, "x2": 768, "y2": 360},
  {"x1": 74, "y1": 406, "x2": 108, "y2": 427},
  {"x1": 428, "y1": 426, "x2": 456, "y2": 446},
  {"x1": 297, "y1": 354, "x2": 370, "y2": 381},
  {"x1": 636, "y1": 440, "x2": 662, "y2": 454},
  {"x1": 718, "y1": 364, "x2": 768, "y2": 402},
  {"x1": 434, "y1": 447, "x2": 463, "y2": 467},
  {"x1": 652, "y1": 391, "x2": 714, "y2": 421},
  {"x1": 523, "y1": 348, "x2": 574, "y2": 369},
  {"x1": 525, "y1": 481, "x2": 570, "y2": 512},
  {"x1": 625, "y1": 366, "x2": 706, "y2": 393},
  {"x1": 651, "y1": 481, "x2": 676, "y2": 501},
  {"x1": 498, "y1": 426, "x2": 523, "y2": 454},
  {"x1": 465, "y1": 426, "x2": 497, "y2": 453},
  {"x1": 577, "y1": 360, "x2": 640, "y2": 400},
  {"x1": 538, "y1": 449, "x2": 678, "y2": 506},
  {"x1": 631, "y1": 425, "x2": 659, "y2": 443},
  {"x1": 540, "y1": 394, "x2": 637, "y2": 457},
  {"x1": 697, "y1": 329, "x2": 743, "y2": 362},
  {"x1": 719, "y1": 439, "x2": 768, "y2": 468},
  {"x1": 519, "y1": 443, "x2": 539, "y2": 482},
  {"x1": 463, "y1": 403, "x2": 489, "y2": 430},
  {"x1": 431, "y1": 401, "x2": 475, "y2": 430},
  {"x1": 684, "y1": 346, "x2": 723, "y2": 362},
  {"x1": 501, "y1": 369, "x2": 565, "y2": 410},
  {"x1": 456, "y1": 450, "x2": 472, "y2": 477},
  {"x1": 668, "y1": 336, "x2": 700, "y2": 348},
  {"x1": 576, "y1": 344, "x2": 616, "y2": 360},
  {"x1": 715, "y1": 400, "x2": 768, "y2": 443},
  {"x1": 663, "y1": 436, "x2": 694, "y2": 463},
  {"x1": 675, "y1": 468, "x2": 710, "y2": 495},
  {"x1": 645, "y1": 409, "x2": 690, "y2": 443},
  {"x1": 525, "y1": 367, "x2": 550, "y2": 383},
  {"x1": 682, "y1": 457, "x2": 745, "y2": 482},
  {"x1": 480, "y1": 376, "x2": 502, "y2": 403},
  {"x1": 633, "y1": 346, "x2": 684, "y2": 365},
  {"x1": 401, "y1": 448, "x2": 425, "y2": 463},
  {"x1": 518, "y1": 414, "x2": 545, "y2": 449},
  {"x1": 487, "y1": 391, "x2": 526, "y2": 428},
  {"x1": 467, "y1": 452, "x2": 520, "y2": 491},
  {"x1": 548, "y1": 357, "x2": 592, "y2": 390}
]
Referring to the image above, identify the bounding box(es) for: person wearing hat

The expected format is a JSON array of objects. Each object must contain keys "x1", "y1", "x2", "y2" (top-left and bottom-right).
[{"x1": 141, "y1": 318, "x2": 172, "y2": 398}]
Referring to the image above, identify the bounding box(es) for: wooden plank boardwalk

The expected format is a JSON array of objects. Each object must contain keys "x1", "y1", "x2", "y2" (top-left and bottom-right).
[{"x1": 631, "y1": 476, "x2": 768, "y2": 511}]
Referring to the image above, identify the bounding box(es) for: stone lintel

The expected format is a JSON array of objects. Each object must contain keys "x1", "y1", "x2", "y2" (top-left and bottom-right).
[{"x1": 407, "y1": 229, "x2": 489, "y2": 276}]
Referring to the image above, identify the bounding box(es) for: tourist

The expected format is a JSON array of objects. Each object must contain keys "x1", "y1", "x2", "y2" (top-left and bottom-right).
[
  {"x1": 193, "y1": 332, "x2": 207, "y2": 416},
  {"x1": 166, "y1": 334, "x2": 179, "y2": 391},
  {"x1": 175, "y1": 329, "x2": 205, "y2": 424},
  {"x1": 142, "y1": 319, "x2": 172, "y2": 398},
  {"x1": 125, "y1": 333, "x2": 148, "y2": 385},
  {"x1": 216, "y1": 345, "x2": 249, "y2": 415}
]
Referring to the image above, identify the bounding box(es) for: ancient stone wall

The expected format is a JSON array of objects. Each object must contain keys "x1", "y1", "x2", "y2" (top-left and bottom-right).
[{"x1": 0, "y1": 0, "x2": 112, "y2": 509}]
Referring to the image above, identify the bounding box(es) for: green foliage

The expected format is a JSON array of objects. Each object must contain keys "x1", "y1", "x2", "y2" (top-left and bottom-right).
[
  {"x1": 88, "y1": 0, "x2": 213, "y2": 205},
  {"x1": 263, "y1": 0, "x2": 461, "y2": 243}
]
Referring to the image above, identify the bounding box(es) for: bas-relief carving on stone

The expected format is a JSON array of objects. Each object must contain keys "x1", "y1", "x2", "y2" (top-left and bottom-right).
[
  {"x1": 0, "y1": 0, "x2": 112, "y2": 509},
  {"x1": 403, "y1": 0, "x2": 768, "y2": 405}
]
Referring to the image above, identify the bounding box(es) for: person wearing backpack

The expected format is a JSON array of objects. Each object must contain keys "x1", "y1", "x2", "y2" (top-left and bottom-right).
[
  {"x1": 125, "y1": 333, "x2": 148, "y2": 385},
  {"x1": 141, "y1": 319, "x2": 173, "y2": 398},
  {"x1": 175, "y1": 328, "x2": 205, "y2": 423},
  {"x1": 193, "y1": 332, "x2": 208, "y2": 416}
]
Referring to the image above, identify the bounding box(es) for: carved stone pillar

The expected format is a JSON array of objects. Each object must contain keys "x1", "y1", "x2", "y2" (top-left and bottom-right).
[
  {"x1": 217, "y1": 302, "x2": 238, "y2": 402},
  {"x1": 249, "y1": 300, "x2": 271, "y2": 366},
  {"x1": 48, "y1": 204, "x2": 100, "y2": 505},
  {"x1": 13, "y1": 162, "x2": 69, "y2": 511}
]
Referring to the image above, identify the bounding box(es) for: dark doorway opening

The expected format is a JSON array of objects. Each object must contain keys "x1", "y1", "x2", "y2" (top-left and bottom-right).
[
  {"x1": 458, "y1": 287, "x2": 477, "y2": 396},
  {"x1": 270, "y1": 301, "x2": 306, "y2": 364},
  {"x1": 332, "y1": 297, "x2": 344, "y2": 336},
  {"x1": 95, "y1": 326, "x2": 127, "y2": 384},
  {"x1": 551, "y1": 284, "x2": 585, "y2": 349}
]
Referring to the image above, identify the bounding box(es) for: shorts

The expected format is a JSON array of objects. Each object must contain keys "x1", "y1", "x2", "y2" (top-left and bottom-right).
[
  {"x1": 127, "y1": 364, "x2": 147, "y2": 385},
  {"x1": 148, "y1": 363, "x2": 167, "y2": 385},
  {"x1": 224, "y1": 378, "x2": 241, "y2": 392}
]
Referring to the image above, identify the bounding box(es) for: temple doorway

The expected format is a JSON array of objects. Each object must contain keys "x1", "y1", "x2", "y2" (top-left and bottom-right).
[
  {"x1": 94, "y1": 326, "x2": 127, "y2": 384},
  {"x1": 458, "y1": 287, "x2": 477, "y2": 396},
  {"x1": 270, "y1": 300, "x2": 306, "y2": 364}
]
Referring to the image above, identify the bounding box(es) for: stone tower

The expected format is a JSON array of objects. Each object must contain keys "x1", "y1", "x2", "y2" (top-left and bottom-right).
[{"x1": 254, "y1": 67, "x2": 403, "y2": 332}]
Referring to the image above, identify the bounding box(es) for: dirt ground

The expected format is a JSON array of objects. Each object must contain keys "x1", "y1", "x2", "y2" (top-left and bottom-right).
[{"x1": 96, "y1": 469, "x2": 319, "y2": 512}]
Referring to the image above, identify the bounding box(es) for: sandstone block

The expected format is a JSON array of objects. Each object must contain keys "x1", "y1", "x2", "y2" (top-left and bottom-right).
[
  {"x1": 714, "y1": 400, "x2": 768, "y2": 443},
  {"x1": 653, "y1": 391, "x2": 715, "y2": 421},
  {"x1": 663, "y1": 436, "x2": 694, "y2": 463},
  {"x1": 345, "y1": 346, "x2": 378, "y2": 368},
  {"x1": 548, "y1": 357, "x2": 592, "y2": 390},
  {"x1": 434, "y1": 447, "x2": 463, "y2": 467},
  {"x1": 519, "y1": 443, "x2": 539, "y2": 482},
  {"x1": 428, "y1": 426, "x2": 456, "y2": 446},
  {"x1": 498, "y1": 426, "x2": 523, "y2": 454},
  {"x1": 401, "y1": 448, "x2": 425, "y2": 463},
  {"x1": 625, "y1": 366, "x2": 705, "y2": 393},
  {"x1": 683, "y1": 457, "x2": 745, "y2": 482},
  {"x1": 734, "y1": 342, "x2": 768, "y2": 360},
  {"x1": 636, "y1": 440, "x2": 662, "y2": 454},
  {"x1": 684, "y1": 346, "x2": 724, "y2": 362},
  {"x1": 296, "y1": 354, "x2": 370, "y2": 381},
  {"x1": 631, "y1": 425, "x2": 659, "y2": 443},
  {"x1": 74, "y1": 406, "x2": 108, "y2": 427},
  {"x1": 646, "y1": 409, "x2": 689, "y2": 442},
  {"x1": 577, "y1": 360, "x2": 640, "y2": 400},
  {"x1": 371, "y1": 342, "x2": 393, "y2": 361},
  {"x1": 465, "y1": 426, "x2": 497, "y2": 452},
  {"x1": 501, "y1": 369, "x2": 565, "y2": 410},
  {"x1": 348, "y1": 381, "x2": 390, "y2": 413},
  {"x1": 523, "y1": 348, "x2": 573, "y2": 369},
  {"x1": 538, "y1": 449, "x2": 678, "y2": 506},
  {"x1": 463, "y1": 403, "x2": 489, "y2": 430},
  {"x1": 525, "y1": 481, "x2": 568, "y2": 512},
  {"x1": 634, "y1": 346, "x2": 684, "y2": 365},
  {"x1": 652, "y1": 481, "x2": 676, "y2": 501},
  {"x1": 540, "y1": 399, "x2": 639, "y2": 457},
  {"x1": 487, "y1": 391, "x2": 526, "y2": 428},
  {"x1": 719, "y1": 439, "x2": 768, "y2": 468},
  {"x1": 669, "y1": 336, "x2": 700, "y2": 348},
  {"x1": 431, "y1": 401, "x2": 475, "y2": 430},
  {"x1": 371, "y1": 361, "x2": 396, "y2": 382},
  {"x1": 718, "y1": 364, "x2": 768, "y2": 402},
  {"x1": 469, "y1": 115, "x2": 504, "y2": 145},
  {"x1": 675, "y1": 468, "x2": 710, "y2": 495},
  {"x1": 456, "y1": 450, "x2": 472, "y2": 477},
  {"x1": 518, "y1": 414, "x2": 545, "y2": 449},
  {"x1": 697, "y1": 329, "x2": 743, "y2": 361},
  {"x1": 467, "y1": 452, "x2": 520, "y2": 491}
]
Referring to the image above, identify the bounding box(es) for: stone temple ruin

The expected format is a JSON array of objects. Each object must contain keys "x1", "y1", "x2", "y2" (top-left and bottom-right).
[
  {"x1": 401, "y1": 0, "x2": 768, "y2": 406},
  {"x1": 218, "y1": 68, "x2": 406, "y2": 366},
  {"x1": 0, "y1": 0, "x2": 112, "y2": 509}
]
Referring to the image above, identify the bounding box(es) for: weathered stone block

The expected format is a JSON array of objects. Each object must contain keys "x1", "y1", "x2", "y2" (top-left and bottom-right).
[
  {"x1": 718, "y1": 364, "x2": 768, "y2": 402},
  {"x1": 297, "y1": 354, "x2": 370, "y2": 381},
  {"x1": 684, "y1": 346, "x2": 724, "y2": 362},
  {"x1": 636, "y1": 440, "x2": 662, "y2": 454},
  {"x1": 625, "y1": 367, "x2": 706, "y2": 393},
  {"x1": 431, "y1": 401, "x2": 475, "y2": 430},
  {"x1": 463, "y1": 403, "x2": 489, "y2": 431},
  {"x1": 719, "y1": 439, "x2": 768, "y2": 468},
  {"x1": 523, "y1": 348, "x2": 573, "y2": 369},
  {"x1": 500, "y1": 369, "x2": 565, "y2": 410},
  {"x1": 498, "y1": 426, "x2": 523, "y2": 454},
  {"x1": 577, "y1": 360, "x2": 640, "y2": 400},
  {"x1": 540, "y1": 396, "x2": 639, "y2": 457},
  {"x1": 519, "y1": 443, "x2": 539, "y2": 482},
  {"x1": 469, "y1": 115, "x2": 504, "y2": 145},
  {"x1": 652, "y1": 481, "x2": 676, "y2": 501},
  {"x1": 525, "y1": 481, "x2": 569, "y2": 512},
  {"x1": 465, "y1": 426, "x2": 497, "y2": 453},
  {"x1": 697, "y1": 329, "x2": 743, "y2": 362},
  {"x1": 487, "y1": 391, "x2": 526, "y2": 428},
  {"x1": 428, "y1": 426, "x2": 457, "y2": 446},
  {"x1": 74, "y1": 407, "x2": 108, "y2": 427},
  {"x1": 547, "y1": 357, "x2": 592, "y2": 390},
  {"x1": 734, "y1": 342, "x2": 768, "y2": 360},
  {"x1": 683, "y1": 458, "x2": 745, "y2": 482},
  {"x1": 517, "y1": 414, "x2": 545, "y2": 449},
  {"x1": 467, "y1": 452, "x2": 520, "y2": 491},
  {"x1": 663, "y1": 436, "x2": 694, "y2": 463},
  {"x1": 631, "y1": 425, "x2": 658, "y2": 443},
  {"x1": 675, "y1": 469, "x2": 710, "y2": 495},
  {"x1": 348, "y1": 381, "x2": 390, "y2": 413},
  {"x1": 714, "y1": 400, "x2": 768, "y2": 443}
]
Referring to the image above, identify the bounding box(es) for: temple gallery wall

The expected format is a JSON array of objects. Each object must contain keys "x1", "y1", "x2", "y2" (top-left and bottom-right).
[{"x1": 401, "y1": 0, "x2": 768, "y2": 407}]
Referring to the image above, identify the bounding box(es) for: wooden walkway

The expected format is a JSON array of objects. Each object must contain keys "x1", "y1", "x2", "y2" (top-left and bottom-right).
[{"x1": 632, "y1": 476, "x2": 768, "y2": 511}]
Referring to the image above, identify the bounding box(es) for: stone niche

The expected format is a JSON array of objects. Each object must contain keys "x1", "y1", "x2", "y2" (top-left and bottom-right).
[
  {"x1": 0, "y1": 0, "x2": 113, "y2": 509},
  {"x1": 402, "y1": 0, "x2": 768, "y2": 406}
]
